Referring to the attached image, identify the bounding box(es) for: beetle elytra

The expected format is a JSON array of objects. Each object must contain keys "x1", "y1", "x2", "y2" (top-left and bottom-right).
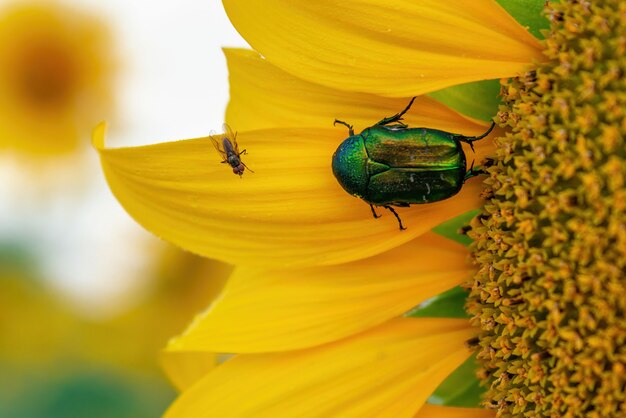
[{"x1": 331, "y1": 97, "x2": 495, "y2": 230}]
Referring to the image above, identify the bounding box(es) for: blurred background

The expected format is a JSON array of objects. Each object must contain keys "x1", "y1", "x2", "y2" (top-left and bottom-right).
[{"x1": 0, "y1": 1, "x2": 246, "y2": 416}]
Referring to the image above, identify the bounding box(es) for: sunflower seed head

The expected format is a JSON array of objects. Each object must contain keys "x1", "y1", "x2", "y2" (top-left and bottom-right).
[{"x1": 467, "y1": 0, "x2": 626, "y2": 416}]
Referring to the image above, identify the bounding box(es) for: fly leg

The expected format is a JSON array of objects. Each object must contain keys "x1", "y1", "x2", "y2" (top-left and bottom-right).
[
  {"x1": 382, "y1": 205, "x2": 406, "y2": 231},
  {"x1": 241, "y1": 162, "x2": 254, "y2": 173},
  {"x1": 456, "y1": 121, "x2": 496, "y2": 152},
  {"x1": 369, "y1": 204, "x2": 381, "y2": 219},
  {"x1": 376, "y1": 97, "x2": 416, "y2": 126},
  {"x1": 333, "y1": 119, "x2": 355, "y2": 136}
]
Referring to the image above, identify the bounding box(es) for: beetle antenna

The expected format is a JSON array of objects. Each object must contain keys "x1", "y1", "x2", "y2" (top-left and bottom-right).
[
  {"x1": 334, "y1": 119, "x2": 355, "y2": 136},
  {"x1": 383, "y1": 205, "x2": 406, "y2": 230}
]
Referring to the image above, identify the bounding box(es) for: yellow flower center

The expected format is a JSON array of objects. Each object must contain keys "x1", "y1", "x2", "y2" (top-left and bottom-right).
[
  {"x1": 467, "y1": 0, "x2": 625, "y2": 416},
  {"x1": 10, "y1": 40, "x2": 78, "y2": 108}
]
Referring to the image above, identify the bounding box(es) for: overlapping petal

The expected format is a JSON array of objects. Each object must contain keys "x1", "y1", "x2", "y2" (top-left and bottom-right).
[
  {"x1": 168, "y1": 232, "x2": 470, "y2": 352},
  {"x1": 226, "y1": 46, "x2": 496, "y2": 164},
  {"x1": 165, "y1": 318, "x2": 475, "y2": 418},
  {"x1": 225, "y1": 48, "x2": 487, "y2": 134},
  {"x1": 223, "y1": 0, "x2": 544, "y2": 98},
  {"x1": 94, "y1": 124, "x2": 483, "y2": 267},
  {"x1": 160, "y1": 351, "x2": 217, "y2": 392}
]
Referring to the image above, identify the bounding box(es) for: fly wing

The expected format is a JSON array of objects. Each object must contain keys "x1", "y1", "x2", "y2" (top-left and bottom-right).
[
  {"x1": 209, "y1": 131, "x2": 228, "y2": 160},
  {"x1": 222, "y1": 123, "x2": 240, "y2": 154}
]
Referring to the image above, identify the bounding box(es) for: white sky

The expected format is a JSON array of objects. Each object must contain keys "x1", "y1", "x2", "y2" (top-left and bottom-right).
[
  {"x1": 81, "y1": 0, "x2": 250, "y2": 145},
  {"x1": 0, "y1": 0, "x2": 248, "y2": 317}
]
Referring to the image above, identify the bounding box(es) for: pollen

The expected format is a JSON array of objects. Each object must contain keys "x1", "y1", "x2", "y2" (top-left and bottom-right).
[{"x1": 466, "y1": 1, "x2": 626, "y2": 416}]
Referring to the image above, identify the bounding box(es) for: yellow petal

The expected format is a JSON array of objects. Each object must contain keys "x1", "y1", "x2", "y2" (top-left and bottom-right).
[
  {"x1": 416, "y1": 404, "x2": 494, "y2": 418},
  {"x1": 160, "y1": 350, "x2": 217, "y2": 392},
  {"x1": 225, "y1": 48, "x2": 488, "y2": 135},
  {"x1": 223, "y1": 0, "x2": 544, "y2": 97},
  {"x1": 170, "y1": 232, "x2": 470, "y2": 352},
  {"x1": 165, "y1": 318, "x2": 475, "y2": 418},
  {"x1": 94, "y1": 123, "x2": 483, "y2": 267}
]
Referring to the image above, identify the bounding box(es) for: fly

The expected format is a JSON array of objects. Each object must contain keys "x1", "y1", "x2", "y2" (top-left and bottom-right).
[{"x1": 210, "y1": 123, "x2": 253, "y2": 177}]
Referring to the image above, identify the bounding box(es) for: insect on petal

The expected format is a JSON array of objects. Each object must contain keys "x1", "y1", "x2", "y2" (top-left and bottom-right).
[{"x1": 94, "y1": 123, "x2": 484, "y2": 267}]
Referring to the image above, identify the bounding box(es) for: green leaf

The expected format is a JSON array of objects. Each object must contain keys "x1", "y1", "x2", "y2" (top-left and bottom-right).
[
  {"x1": 495, "y1": 0, "x2": 552, "y2": 40},
  {"x1": 428, "y1": 79, "x2": 500, "y2": 122},
  {"x1": 432, "y1": 209, "x2": 479, "y2": 247},
  {"x1": 429, "y1": 355, "x2": 484, "y2": 407},
  {"x1": 406, "y1": 286, "x2": 470, "y2": 319}
]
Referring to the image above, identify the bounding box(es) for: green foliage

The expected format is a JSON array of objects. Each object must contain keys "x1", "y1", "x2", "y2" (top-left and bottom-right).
[
  {"x1": 428, "y1": 79, "x2": 501, "y2": 122},
  {"x1": 496, "y1": 0, "x2": 552, "y2": 39},
  {"x1": 432, "y1": 209, "x2": 479, "y2": 246},
  {"x1": 406, "y1": 286, "x2": 470, "y2": 319},
  {"x1": 0, "y1": 241, "x2": 39, "y2": 276},
  {"x1": 0, "y1": 367, "x2": 175, "y2": 418},
  {"x1": 429, "y1": 355, "x2": 484, "y2": 407}
]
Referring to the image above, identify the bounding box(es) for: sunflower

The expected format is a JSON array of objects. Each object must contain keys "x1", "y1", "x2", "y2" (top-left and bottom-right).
[
  {"x1": 0, "y1": 1, "x2": 114, "y2": 156},
  {"x1": 94, "y1": 0, "x2": 622, "y2": 417}
]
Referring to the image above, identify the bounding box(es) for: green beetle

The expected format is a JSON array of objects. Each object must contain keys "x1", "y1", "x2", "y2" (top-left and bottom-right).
[{"x1": 332, "y1": 97, "x2": 495, "y2": 230}]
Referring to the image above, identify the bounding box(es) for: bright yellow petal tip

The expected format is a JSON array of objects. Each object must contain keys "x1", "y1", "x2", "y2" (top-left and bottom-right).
[{"x1": 92, "y1": 121, "x2": 107, "y2": 149}]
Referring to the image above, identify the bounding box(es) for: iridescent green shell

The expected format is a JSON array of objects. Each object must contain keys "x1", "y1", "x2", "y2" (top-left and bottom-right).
[{"x1": 331, "y1": 126, "x2": 466, "y2": 205}]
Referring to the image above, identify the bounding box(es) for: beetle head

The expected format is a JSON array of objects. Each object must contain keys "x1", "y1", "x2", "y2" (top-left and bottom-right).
[{"x1": 331, "y1": 136, "x2": 369, "y2": 198}]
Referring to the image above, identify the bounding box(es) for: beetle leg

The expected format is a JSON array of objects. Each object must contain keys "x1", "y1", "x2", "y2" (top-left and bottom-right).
[
  {"x1": 382, "y1": 205, "x2": 406, "y2": 231},
  {"x1": 333, "y1": 119, "x2": 355, "y2": 136},
  {"x1": 457, "y1": 121, "x2": 496, "y2": 152},
  {"x1": 385, "y1": 123, "x2": 408, "y2": 130},
  {"x1": 376, "y1": 97, "x2": 416, "y2": 126},
  {"x1": 464, "y1": 160, "x2": 487, "y2": 181},
  {"x1": 369, "y1": 204, "x2": 381, "y2": 219}
]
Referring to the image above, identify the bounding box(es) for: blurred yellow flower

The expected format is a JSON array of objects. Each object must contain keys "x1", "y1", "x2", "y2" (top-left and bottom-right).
[
  {"x1": 92, "y1": 0, "x2": 551, "y2": 417},
  {"x1": 0, "y1": 1, "x2": 114, "y2": 156}
]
